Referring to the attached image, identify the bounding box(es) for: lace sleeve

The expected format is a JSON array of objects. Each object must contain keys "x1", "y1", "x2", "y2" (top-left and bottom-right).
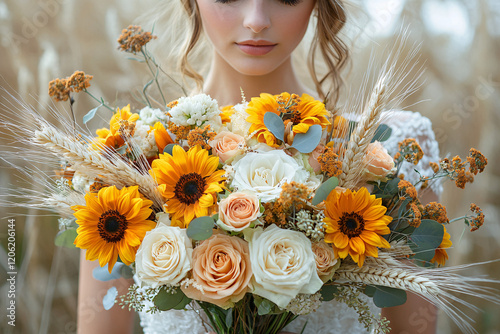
[{"x1": 382, "y1": 110, "x2": 443, "y2": 196}]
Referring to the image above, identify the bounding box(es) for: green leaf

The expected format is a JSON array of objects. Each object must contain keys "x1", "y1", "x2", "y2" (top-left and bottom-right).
[
  {"x1": 257, "y1": 298, "x2": 274, "y2": 315},
  {"x1": 372, "y1": 286, "x2": 407, "y2": 308},
  {"x1": 371, "y1": 124, "x2": 392, "y2": 143},
  {"x1": 397, "y1": 198, "x2": 412, "y2": 220},
  {"x1": 320, "y1": 285, "x2": 338, "y2": 302},
  {"x1": 54, "y1": 229, "x2": 77, "y2": 248},
  {"x1": 409, "y1": 219, "x2": 444, "y2": 262},
  {"x1": 263, "y1": 112, "x2": 285, "y2": 142},
  {"x1": 364, "y1": 285, "x2": 376, "y2": 298},
  {"x1": 186, "y1": 216, "x2": 214, "y2": 240},
  {"x1": 172, "y1": 294, "x2": 192, "y2": 310},
  {"x1": 153, "y1": 287, "x2": 187, "y2": 311},
  {"x1": 312, "y1": 177, "x2": 339, "y2": 205},
  {"x1": 83, "y1": 105, "x2": 102, "y2": 124},
  {"x1": 163, "y1": 143, "x2": 179, "y2": 155},
  {"x1": 103, "y1": 287, "x2": 117, "y2": 310},
  {"x1": 119, "y1": 264, "x2": 134, "y2": 280},
  {"x1": 225, "y1": 309, "x2": 233, "y2": 328},
  {"x1": 291, "y1": 124, "x2": 322, "y2": 153}
]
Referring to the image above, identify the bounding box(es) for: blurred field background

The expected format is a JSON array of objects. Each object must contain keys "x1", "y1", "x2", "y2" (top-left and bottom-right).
[{"x1": 0, "y1": 0, "x2": 499, "y2": 333}]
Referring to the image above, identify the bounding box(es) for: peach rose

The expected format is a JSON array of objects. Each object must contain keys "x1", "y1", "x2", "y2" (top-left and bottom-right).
[
  {"x1": 308, "y1": 144, "x2": 325, "y2": 173},
  {"x1": 209, "y1": 131, "x2": 245, "y2": 163},
  {"x1": 217, "y1": 192, "x2": 261, "y2": 232},
  {"x1": 180, "y1": 233, "x2": 252, "y2": 309},
  {"x1": 312, "y1": 241, "x2": 339, "y2": 282},
  {"x1": 362, "y1": 141, "x2": 395, "y2": 182}
]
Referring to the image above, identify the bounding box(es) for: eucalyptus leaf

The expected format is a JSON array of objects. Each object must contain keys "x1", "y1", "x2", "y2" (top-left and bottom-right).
[
  {"x1": 372, "y1": 286, "x2": 407, "y2": 308},
  {"x1": 371, "y1": 124, "x2": 392, "y2": 143},
  {"x1": 119, "y1": 264, "x2": 134, "y2": 280},
  {"x1": 54, "y1": 229, "x2": 77, "y2": 248},
  {"x1": 172, "y1": 294, "x2": 192, "y2": 310},
  {"x1": 320, "y1": 285, "x2": 338, "y2": 302},
  {"x1": 409, "y1": 219, "x2": 444, "y2": 262},
  {"x1": 291, "y1": 124, "x2": 322, "y2": 153},
  {"x1": 153, "y1": 287, "x2": 186, "y2": 311},
  {"x1": 364, "y1": 285, "x2": 376, "y2": 298},
  {"x1": 263, "y1": 112, "x2": 285, "y2": 142},
  {"x1": 163, "y1": 143, "x2": 179, "y2": 155},
  {"x1": 257, "y1": 298, "x2": 274, "y2": 315},
  {"x1": 102, "y1": 287, "x2": 118, "y2": 310},
  {"x1": 92, "y1": 262, "x2": 124, "y2": 281},
  {"x1": 397, "y1": 198, "x2": 412, "y2": 220},
  {"x1": 312, "y1": 177, "x2": 339, "y2": 205},
  {"x1": 225, "y1": 309, "x2": 233, "y2": 328},
  {"x1": 83, "y1": 105, "x2": 102, "y2": 124},
  {"x1": 186, "y1": 216, "x2": 214, "y2": 240}
]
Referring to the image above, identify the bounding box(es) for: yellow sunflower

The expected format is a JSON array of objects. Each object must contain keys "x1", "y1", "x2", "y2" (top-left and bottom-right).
[
  {"x1": 94, "y1": 105, "x2": 140, "y2": 149},
  {"x1": 150, "y1": 145, "x2": 225, "y2": 227},
  {"x1": 430, "y1": 225, "x2": 452, "y2": 266},
  {"x1": 246, "y1": 92, "x2": 330, "y2": 147},
  {"x1": 323, "y1": 187, "x2": 392, "y2": 267},
  {"x1": 72, "y1": 186, "x2": 156, "y2": 272}
]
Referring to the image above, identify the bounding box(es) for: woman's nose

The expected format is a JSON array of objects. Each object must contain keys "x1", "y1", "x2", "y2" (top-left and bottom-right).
[{"x1": 243, "y1": 0, "x2": 271, "y2": 33}]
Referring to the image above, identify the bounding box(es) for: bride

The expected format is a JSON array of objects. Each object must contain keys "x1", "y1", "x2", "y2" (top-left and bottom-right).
[{"x1": 77, "y1": 0, "x2": 441, "y2": 333}]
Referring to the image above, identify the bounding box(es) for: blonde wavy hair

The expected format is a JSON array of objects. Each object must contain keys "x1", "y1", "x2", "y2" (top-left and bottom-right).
[{"x1": 139, "y1": 0, "x2": 349, "y2": 106}]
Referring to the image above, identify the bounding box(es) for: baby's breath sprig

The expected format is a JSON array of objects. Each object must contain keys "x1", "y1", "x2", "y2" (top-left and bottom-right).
[
  {"x1": 119, "y1": 284, "x2": 164, "y2": 314},
  {"x1": 333, "y1": 286, "x2": 391, "y2": 334}
]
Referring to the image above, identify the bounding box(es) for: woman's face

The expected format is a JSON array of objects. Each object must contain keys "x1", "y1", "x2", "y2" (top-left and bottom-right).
[{"x1": 196, "y1": 0, "x2": 316, "y2": 76}]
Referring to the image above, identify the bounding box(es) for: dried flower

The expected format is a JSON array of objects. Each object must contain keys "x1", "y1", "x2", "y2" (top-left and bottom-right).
[
  {"x1": 117, "y1": 25, "x2": 157, "y2": 53},
  {"x1": 187, "y1": 125, "x2": 216, "y2": 150},
  {"x1": 469, "y1": 203, "x2": 485, "y2": 232},
  {"x1": 422, "y1": 202, "x2": 449, "y2": 225},
  {"x1": 168, "y1": 123, "x2": 191, "y2": 142},
  {"x1": 394, "y1": 138, "x2": 424, "y2": 165},
  {"x1": 467, "y1": 148, "x2": 487, "y2": 175},
  {"x1": 66, "y1": 71, "x2": 93, "y2": 93},
  {"x1": 318, "y1": 147, "x2": 343, "y2": 177},
  {"x1": 398, "y1": 180, "x2": 418, "y2": 201},
  {"x1": 48, "y1": 78, "x2": 70, "y2": 102}
]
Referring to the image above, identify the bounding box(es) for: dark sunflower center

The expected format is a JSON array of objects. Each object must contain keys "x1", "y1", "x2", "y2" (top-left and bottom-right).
[
  {"x1": 98, "y1": 210, "x2": 128, "y2": 243},
  {"x1": 174, "y1": 172, "x2": 206, "y2": 205},
  {"x1": 339, "y1": 212, "x2": 365, "y2": 238}
]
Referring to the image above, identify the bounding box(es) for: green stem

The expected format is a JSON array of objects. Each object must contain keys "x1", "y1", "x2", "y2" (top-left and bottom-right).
[
  {"x1": 83, "y1": 90, "x2": 114, "y2": 112},
  {"x1": 142, "y1": 50, "x2": 167, "y2": 106}
]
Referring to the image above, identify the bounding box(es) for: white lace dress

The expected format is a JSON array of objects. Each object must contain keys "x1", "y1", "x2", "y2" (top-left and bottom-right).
[{"x1": 137, "y1": 110, "x2": 442, "y2": 334}]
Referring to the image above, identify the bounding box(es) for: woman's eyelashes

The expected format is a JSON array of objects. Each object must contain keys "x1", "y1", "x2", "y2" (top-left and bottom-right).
[{"x1": 214, "y1": 0, "x2": 301, "y2": 6}]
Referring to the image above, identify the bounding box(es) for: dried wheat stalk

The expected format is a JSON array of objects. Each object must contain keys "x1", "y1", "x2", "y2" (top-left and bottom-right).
[
  {"x1": 338, "y1": 76, "x2": 387, "y2": 188},
  {"x1": 34, "y1": 124, "x2": 164, "y2": 209}
]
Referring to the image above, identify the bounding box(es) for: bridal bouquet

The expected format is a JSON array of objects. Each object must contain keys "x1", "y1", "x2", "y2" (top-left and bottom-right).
[{"x1": 3, "y1": 26, "x2": 495, "y2": 334}]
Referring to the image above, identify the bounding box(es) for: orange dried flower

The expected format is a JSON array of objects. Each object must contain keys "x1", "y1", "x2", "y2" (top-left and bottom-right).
[
  {"x1": 118, "y1": 120, "x2": 136, "y2": 138},
  {"x1": 89, "y1": 180, "x2": 107, "y2": 193},
  {"x1": 469, "y1": 203, "x2": 485, "y2": 232},
  {"x1": 117, "y1": 25, "x2": 157, "y2": 53},
  {"x1": 395, "y1": 138, "x2": 424, "y2": 165},
  {"x1": 467, "y1": 148, "x2": 487, "y2": 175},
  {"x1": 422, "y1": 202, "x2": 449, "y2": 225},
  {"x1": 429, "y1": 162, "x2": 440, "y2": 173},
  {"x1": 318, "y1": 147, "x2": 342, "y2": 177},
  {"x1": 398, "y1": 180, "x2": 418, "y2": 201},
  {"x1": 408, "y1": 202, "x2": 422, "y2": 228},
  {"x1": 167, "y1": 100, "x2": 179, "y2": 109},
  {"x1": 66, "y1": 71, "x2": 93, "y2": 93},
  {"x1": 187, "y1": 125, "x2": 216, "y2": 150},
  {"x1": 278, "y1": 182, "x2": 312, "y2": 212},
  {"x1": 48, "y1": 78, "x2": 70, "y2": 102},
  {"x1": 168, "y1": 123, "x2": 191, "y2": 142}
]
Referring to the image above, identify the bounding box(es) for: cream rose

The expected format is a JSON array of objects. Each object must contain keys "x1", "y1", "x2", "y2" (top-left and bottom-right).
[
  {"x1": 312, "y1": 241, "x2": 340, "y2": 283},
  {"x1": 217, "y1": 192, "x2": 261, "y2": 232},
  {"x1": 135, "y1": 225, "x2": 193, "y2": 287},
  {"x1": 230, "y1": 150, "x2": 309, "y2": 202},
  {"x1": 363, "y1": 141, "x2": 395, "y2": 182},
  {"x1": 181, "y1": 233, "x2": 252, "y2": 309},
  {"x1": 209, "y1": 131, "x2": 246, "y2": 163},
  {"x1": 244, "y1": 225, "x2": 323, "y2": 308}
]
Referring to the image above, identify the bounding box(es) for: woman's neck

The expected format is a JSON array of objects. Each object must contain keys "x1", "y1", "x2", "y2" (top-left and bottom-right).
[{"x1": 203, "y1": 52, "x2": 316, "y2": 106}]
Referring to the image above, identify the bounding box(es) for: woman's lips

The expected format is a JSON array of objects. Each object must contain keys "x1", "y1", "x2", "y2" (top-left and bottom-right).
[{"x1": 236, "y1": 41, "x2": 277, "y2": 56}]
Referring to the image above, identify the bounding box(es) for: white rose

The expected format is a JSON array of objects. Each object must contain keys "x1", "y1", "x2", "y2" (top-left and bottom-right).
[
  {"x1": 135, "y1": 225, "x2": 193, "y2": 287},
  {"x1": 244, "y1": 225, "x2": 323, "y2": 308},
  {"x1": 230, "y1": 150, "x2": 309, "y2": 202}
]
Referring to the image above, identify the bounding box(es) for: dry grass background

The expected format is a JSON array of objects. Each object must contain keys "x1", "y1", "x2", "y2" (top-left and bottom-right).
[{"x1": 0, "y1": 0, "x2": 499, "y2": 333}]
